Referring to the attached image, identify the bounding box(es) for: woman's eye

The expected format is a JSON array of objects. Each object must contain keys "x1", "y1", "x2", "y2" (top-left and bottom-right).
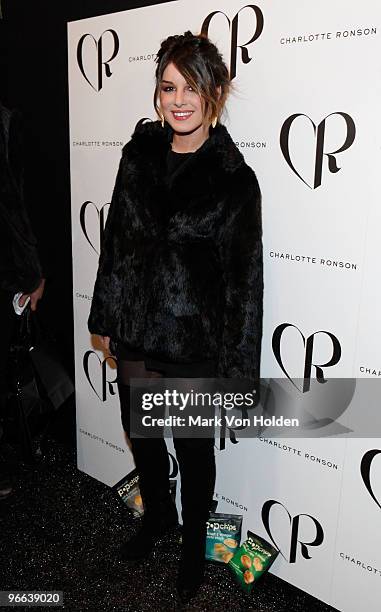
[{"x1": 161, "y1": 85, "x2": 195, "y2": 93}]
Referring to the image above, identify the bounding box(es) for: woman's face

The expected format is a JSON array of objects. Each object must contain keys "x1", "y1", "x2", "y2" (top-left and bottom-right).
[{"x1": 159, "y1": 62, "x2": 205, "y2": 133}]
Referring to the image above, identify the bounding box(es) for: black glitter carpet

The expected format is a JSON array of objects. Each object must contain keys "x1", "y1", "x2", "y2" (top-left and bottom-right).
[{"x1": 0, "y1": 431, "x2": 339, "y2": 612}]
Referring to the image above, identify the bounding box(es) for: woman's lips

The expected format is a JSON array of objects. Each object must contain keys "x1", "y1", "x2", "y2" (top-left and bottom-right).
[{"x1": 171, "y1": 111, "x2": 194, "y2": 121}]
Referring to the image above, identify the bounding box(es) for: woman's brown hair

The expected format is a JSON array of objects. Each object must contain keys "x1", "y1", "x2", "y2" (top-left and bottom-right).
[{"x1": 154, "y1": 31, "x2": 230, "y2": 125}]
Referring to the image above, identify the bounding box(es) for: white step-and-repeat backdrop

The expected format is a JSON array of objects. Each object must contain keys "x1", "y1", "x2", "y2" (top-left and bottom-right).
[{"x1": 67, "y1": 2, "x2": 381, "y2": 610}]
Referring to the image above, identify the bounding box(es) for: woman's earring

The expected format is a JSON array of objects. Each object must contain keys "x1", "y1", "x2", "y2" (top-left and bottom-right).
[{"x1": 211, "y1": 116, "x2": 218, "y2": 129}]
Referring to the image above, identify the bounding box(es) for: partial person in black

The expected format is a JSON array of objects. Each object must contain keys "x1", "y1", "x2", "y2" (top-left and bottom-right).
[
  {"x1": 0, "y1": 101, "x2": 45, "y2": 498},
  {"x1": 88, "y1": 32, "x2": 263, "y2": 604}
]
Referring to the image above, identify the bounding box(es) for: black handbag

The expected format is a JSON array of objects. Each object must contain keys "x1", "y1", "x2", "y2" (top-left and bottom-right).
[{"x1": 4, "y1": 307, "x2": 74, "y2": 462}]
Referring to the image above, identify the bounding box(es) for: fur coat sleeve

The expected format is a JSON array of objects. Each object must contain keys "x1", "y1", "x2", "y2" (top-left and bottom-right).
[{"x1": 216, "y1": 165, "x2": 263, "y2": 383}]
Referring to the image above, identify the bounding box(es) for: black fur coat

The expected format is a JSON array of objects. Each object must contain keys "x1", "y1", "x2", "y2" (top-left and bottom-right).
[{"x1": 88, "y1": 120, "x2": 263, "y2": 380}]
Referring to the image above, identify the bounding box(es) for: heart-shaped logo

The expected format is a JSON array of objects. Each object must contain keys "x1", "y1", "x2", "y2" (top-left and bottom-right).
[
  {"x1": 80, "y1": 200, "x2": 110, "y2": 255},
  {"x1": 270, "y1": 324, "x2": 352, "y2": 432},
  {"x1": 280, "y1": 112, "x2": 356, "y2": 189},
  {"x1": 272, "y1": 323, "x2": 341, "y2": 393},
  {"x1": 83, "y1": 350, "x2": 117, "y2": 401},
  {"x1": 200, "y1": 5, "x2": 264, "y2": 80},
  {"x1": 262, "y1": 499, "x2": 324, "y2": 563},
  {"x1": 361, "y1": 449, "x2": 381, "y2": 511},
  {"x1": 77, "y1": 30, "x2": 119, "y2": 92}
]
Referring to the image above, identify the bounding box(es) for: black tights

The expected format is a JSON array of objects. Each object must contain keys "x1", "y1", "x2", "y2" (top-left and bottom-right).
[{"x1": 117, "y1": 356, "x2": 216, "y2": 568}]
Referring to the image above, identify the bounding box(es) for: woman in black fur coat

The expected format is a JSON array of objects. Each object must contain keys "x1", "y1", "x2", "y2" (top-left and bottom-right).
[{"x1": 88, "y1": 31, "x2": 263, "y2": 602}]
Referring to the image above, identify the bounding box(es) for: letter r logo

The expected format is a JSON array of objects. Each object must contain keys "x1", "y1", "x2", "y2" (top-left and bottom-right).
[{"x1": 201, "y1": 5, "x2": 264, "y2": 79}]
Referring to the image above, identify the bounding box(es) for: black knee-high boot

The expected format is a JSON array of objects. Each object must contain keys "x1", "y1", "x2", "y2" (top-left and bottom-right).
[
  {"x1": 174, "y1": 436, "x2": 216, "y2": 597},
  {"x1": 118, "y1": 383, "x2": 178, "y2": 560}
]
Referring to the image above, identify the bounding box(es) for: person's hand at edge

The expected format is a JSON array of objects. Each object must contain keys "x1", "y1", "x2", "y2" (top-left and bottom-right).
[{"x1": 19, "y1": 278, "x2": 45, "y2": 311}]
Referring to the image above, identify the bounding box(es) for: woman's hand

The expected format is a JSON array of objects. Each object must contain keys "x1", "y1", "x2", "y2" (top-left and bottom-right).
[
  {"x1": 101, "y1": 335, "x2": 111, "y2": 352},
  {"x1": 19, "y1": 278, "x2": 45, "y2": 312}
]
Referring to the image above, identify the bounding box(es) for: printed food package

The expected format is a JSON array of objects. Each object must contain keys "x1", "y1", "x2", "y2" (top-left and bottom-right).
[
  {"x1": 114, "y1": 469, "x2": 143, "y2": 517},
  {"x1": 206, "y1": 512, "x2": 243, "y2": 563},
  {"x1": 114, "y1": 470, "x2": 178, "y2": 519},
  {"x1": 228, "y1": 530, "x2": 279, "y2": 593}
]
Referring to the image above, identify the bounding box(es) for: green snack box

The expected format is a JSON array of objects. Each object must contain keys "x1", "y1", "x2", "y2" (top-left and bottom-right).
[
  {"x1": 228, "y1": 530, "x2": 279, "y2": 593},
  {"x1": 206, "y1": 512, "x2": 243, "y2": 563}
]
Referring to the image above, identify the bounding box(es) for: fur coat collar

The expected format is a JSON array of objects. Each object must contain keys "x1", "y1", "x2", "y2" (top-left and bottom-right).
[
  {"x1": 122, "y1": 120, "x2": 248, "y2": 222},
  {"x1": 126, "y1": 120, "x2": 244, "y2": 171}
]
